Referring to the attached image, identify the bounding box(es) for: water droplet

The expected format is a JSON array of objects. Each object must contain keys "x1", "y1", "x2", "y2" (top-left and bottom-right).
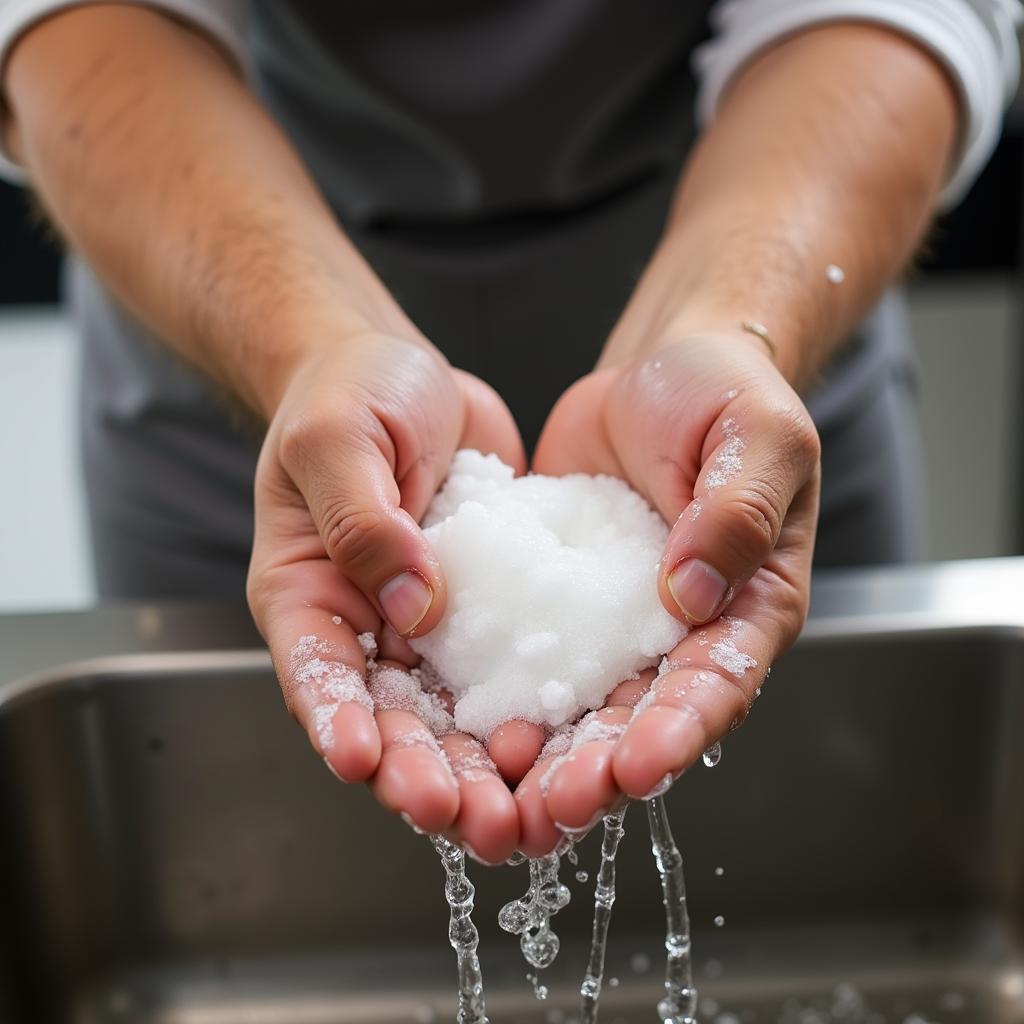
[
  {"x1": 498, "y1": 899, "x2": 530, "y2": 934},
  {"x1": 576, "y1": 870, "x2": 589, "y2": 883},
  {"x1": 713, "y1": 915, "x2": 725, "y2": 927},
  {"x1": 702, "y1": 741, "x2": 722, "y2": 768},
  {"x1": 629, "y1": 952, "x2": 651, "y2": 974},
  {"x1": 526, "y1": 972, "x2": 549, "y2": 1000},
  {"x1": 714, "y1": 866, "x2": 724, "y2": 877}
]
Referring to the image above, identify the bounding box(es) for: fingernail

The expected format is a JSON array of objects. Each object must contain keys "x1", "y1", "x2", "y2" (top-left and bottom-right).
[
  {"x1": 323, "y1": 757, "x2": 352, "y2": 783},
  {"x1": 463, "y1": 842, "x2": 503, "y2": 867},
  {"x1": 378, "y1": 570, "x2": 433, "y2": 636},
  {"x1": 667, "y1": 558, "x2": 728, "y2": 624},
  {"x1": 554, "y1": 809, "x2": 606, "y2": 837},
  {"x1": 640, "y1": 772, "x2": 675, "y2": 800},
  {"x1": 400, "y1": 811, "x2": 427, "y2": 836}
]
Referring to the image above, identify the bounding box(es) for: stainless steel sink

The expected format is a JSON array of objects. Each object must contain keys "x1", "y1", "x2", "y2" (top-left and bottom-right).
[{"x1": 1, "y1": 560, "x2": 1022, "y2": 1023}]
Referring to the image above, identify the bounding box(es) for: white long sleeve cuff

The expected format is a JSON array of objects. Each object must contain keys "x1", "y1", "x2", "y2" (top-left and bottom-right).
[{"x1": 697, "y1": 0, "x2": 1023, "y2": 208}]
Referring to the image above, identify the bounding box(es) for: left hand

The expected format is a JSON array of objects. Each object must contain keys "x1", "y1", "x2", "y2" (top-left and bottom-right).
[{"x1": 514, "y1": 331, "x2": 821, "y2": 853}]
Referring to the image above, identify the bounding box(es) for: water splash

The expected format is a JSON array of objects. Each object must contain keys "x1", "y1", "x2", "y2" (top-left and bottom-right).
[
  {"x1": 499, "y1": 851, "x2": 571, "y2": 997},
  {"x1": 580, "y1": 806, "x2": 628, "y2": 1024},
  {"x1": 432, "y1": 836, "x2": 489, "y2": 1024},
  {"x1": 702, "y1": 741, "x2": 722, "y2": 768},
  {"x1": 647, "y1": 796, "x2": 698, "y2": 1024}
]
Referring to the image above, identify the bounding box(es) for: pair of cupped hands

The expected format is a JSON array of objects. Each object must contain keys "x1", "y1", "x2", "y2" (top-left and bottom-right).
[{"x1": 247, "y1": 329, "x2": 821, "y2": 865}]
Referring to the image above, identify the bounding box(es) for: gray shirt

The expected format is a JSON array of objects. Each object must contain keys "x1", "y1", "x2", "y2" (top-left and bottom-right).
[{"x1": 4, "y1": 0, "x2": 1017, "y2": 594}]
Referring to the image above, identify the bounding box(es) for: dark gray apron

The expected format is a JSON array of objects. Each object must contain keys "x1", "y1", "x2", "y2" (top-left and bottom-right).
[{"x1": 75, "y1": 0, "x2": 926, "y2": 599}]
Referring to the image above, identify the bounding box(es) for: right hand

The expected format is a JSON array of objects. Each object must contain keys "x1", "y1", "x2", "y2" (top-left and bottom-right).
[{"x1": 247, "y1": 332, "x2": 528, "y2": 863}]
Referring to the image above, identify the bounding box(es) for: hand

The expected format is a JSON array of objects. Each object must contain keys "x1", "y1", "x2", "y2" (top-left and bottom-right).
[
  {"x1": 247, "y1": 332, "x2": 531, "y2": 863},
  {"x1": 515, "y1": 332, "x2": 820, "y2": 853}
]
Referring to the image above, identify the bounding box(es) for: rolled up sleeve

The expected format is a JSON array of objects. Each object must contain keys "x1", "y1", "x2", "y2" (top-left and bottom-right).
[
  {"x1": 695, "y1": 0, "x2": 1023, "y2": 208},
  {"x1": 0, "y1": 0, "x2": 249, "y2": 184}
]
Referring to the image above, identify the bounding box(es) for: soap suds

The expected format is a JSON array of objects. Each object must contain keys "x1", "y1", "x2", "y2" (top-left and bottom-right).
[
  {"x1": 368, "y1": 663, "x2": 454, "y2": 736},
  {"x1": 539, "y1": 712, "x2": 628, "y2": 795},
  {"x1": 357, "y1": 631, "x2": 378, "y2": 661},
  {"x1": 826, "y1": 263, "x2": 846, "y2": 284},
  {"x1": 289, "y1": 634, "x2": 373, "y2": 749},
  {"x1": 449, "y1": 749, "x2": 498, "y2": 783},
  {"x1": 708, "y1": 618, "x2": 758, "y2": 677},
  {"x1": 705, "y1": 419, "x2": 745, "y2": 491},
  {"x1": 410, "y1": 451, "x2": 686, "y2": 740}
]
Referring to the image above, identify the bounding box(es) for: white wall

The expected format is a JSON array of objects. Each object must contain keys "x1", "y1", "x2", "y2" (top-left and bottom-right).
[
  {"x1": 0, "y1": 281, "x2": 1019, "y2": 610},
  {"x1": 908, "y1": 276, "x2": 1021, "y2": 560},
  {"x1": 0, "y1": 309, "x2": 94, "y2": 610}
]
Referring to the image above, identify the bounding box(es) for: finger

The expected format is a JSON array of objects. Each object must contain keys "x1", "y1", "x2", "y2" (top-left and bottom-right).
[
  {"x1": 454, "y1": 370, "x2": 528, "y2": 476},
  {"x1": 605, "y1": 667, "x2": 657, "y2": 709},
  {"x1": 247, "y1": 553, "x2": 383, "y2": 783},
  {"x1": 279, "y1": 412, "x2": 447, "y2": 639},
  {"x1": 532, "y1": 371, "x2": 625, "y2": 477},
  {"x1": 515, "y1": 754, "x2": 565, "y2": 858},
  {"x1": 377, "y1": 624, "x2": 421, "y2": 667},
  {"x1": 543, "y1": 708, "x2": 631, "y2": 831},
  {"x1": 658, "y1": 399, "x2": 820, "y2": 625},
  {"x1": 442, "y1": 735, "x2": 520, "y2": 865},
  {"x1": 487, "y1": 719, "x2": 547, "y2": 785},
  {"x1": 614, "y1": 574, "x2": 791, "y2": 798},
  {"x1": 371, "y1": 710, "x2": 460, "y2": 834}
]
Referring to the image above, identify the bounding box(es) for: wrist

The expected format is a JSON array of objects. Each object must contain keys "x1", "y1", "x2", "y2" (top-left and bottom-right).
[
  {"x1": 601, "y1": 308, "x2": 805, "y2": 390},
  {"x1": 219, "y1": 273, "x2": 430, "y2": 421}
]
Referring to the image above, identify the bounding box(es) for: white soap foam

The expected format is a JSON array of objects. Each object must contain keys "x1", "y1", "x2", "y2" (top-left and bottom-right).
[
  {"x1": 704, "y1": 420, "x2": 745, "y2": 491},
  {"x1": 357, "y1": 631, "x2": 378, "y2": 661},
  {"x1": 449, "y1": 749, "x2": 498, "y2": 783},
  {"x1": 289, "y1": 634, "x2": 373, "y2": 750},
  {"x1": 538, "y1": 711, "x2": 629, "y2": 794},
  {"x1": 368, "y1": 664, "x2": 454, "y2": 736},
  {"x1": 410, "y1": 451, "x2": 686, "y2": 740},
  {"x1": 826, "y1": 263, "x2": 846, "y2": 284},
  {"x1": 708, "y1": 617, "x2": 758, "y2": 677}
]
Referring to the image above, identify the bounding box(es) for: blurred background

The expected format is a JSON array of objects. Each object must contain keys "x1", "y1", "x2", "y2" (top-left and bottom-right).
[{"x1": 1, "y1": 102, "x2": 1023, "y2": 612}]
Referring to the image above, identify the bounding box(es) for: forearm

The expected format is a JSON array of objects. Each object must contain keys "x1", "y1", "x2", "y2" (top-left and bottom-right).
[
  {"x1": 2, "y1": 4, "x2": 421, "y2": 417},
  {"x1": 600, "y1": 23, "x2": 959, "y2": 390}
]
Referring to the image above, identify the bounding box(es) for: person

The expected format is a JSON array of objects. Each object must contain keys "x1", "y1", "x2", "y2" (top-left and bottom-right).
[{"x1": 0, "y1": 1, "x2": 1018, "y2": 864}]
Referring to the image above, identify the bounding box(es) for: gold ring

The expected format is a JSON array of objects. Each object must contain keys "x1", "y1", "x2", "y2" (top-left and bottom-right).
[{"x1": 740, "y1": 320, "x2": 777, "y2": 359}]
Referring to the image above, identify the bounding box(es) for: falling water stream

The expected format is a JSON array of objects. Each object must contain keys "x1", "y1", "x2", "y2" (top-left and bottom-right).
[
  {"x1": 647, "y1": 794, "x2": 698, "y2": 1024},
  {"x1": 579, "y1": 806, "x2": 628, "y2": 1023},
  {"x1": 433, "y1": 745, "x2": 723, "y2": 1023},
  {"x1": 433, "y1": 836, "x2": 489, "y2": 1024}
]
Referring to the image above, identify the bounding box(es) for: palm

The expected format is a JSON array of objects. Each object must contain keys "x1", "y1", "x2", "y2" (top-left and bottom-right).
[
  {"x1": 511, "y1": 335, "x2": 819, "y2": 854},
  {"x1": 249, "y1": 339, "x2": 532, "y2": 865}
]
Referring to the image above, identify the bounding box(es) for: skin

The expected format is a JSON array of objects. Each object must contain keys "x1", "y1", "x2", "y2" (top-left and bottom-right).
[{"x1": 2, "y1": 8, "x2": 958, "y2": 859}]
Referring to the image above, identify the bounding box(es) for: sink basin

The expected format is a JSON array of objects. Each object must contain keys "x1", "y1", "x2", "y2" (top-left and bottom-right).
[{"x1": 1, "y1": 561, "x2": 1022, "y2": 1023}]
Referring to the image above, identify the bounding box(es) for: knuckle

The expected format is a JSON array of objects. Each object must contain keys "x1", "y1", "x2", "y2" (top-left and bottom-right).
[
  {"x1": 277, "y1": 411, "x2": 331, "y2": 474},
  {"x1": 722, "y1": 488, "x2": 782, "y2": 564},
  {"x1": 772, "y1": 403, "x2": 821, "y2": 470},
  {"x1": 322, "y1": 503, "x2": 389, "y2": 573}
]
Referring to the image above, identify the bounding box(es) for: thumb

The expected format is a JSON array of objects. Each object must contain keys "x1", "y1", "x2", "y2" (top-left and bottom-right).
[
  {"x1": 284, "y1": 423, "x2": 447, "y2": 638},
  {"x1": 658, "y1": 403, "x2": 820, "y2": 625}
]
